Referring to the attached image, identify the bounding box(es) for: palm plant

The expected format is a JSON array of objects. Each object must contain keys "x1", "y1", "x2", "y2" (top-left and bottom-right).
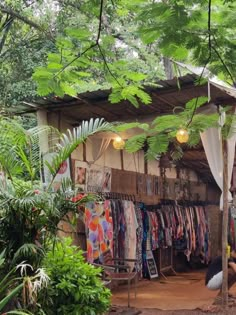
[{"x1": 0, "y1": 117, "x2": 115, "y2": 270}]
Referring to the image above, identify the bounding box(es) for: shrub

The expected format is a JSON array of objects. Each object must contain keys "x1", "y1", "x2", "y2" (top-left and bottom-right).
[{"x1": 40, "y1": 238, "x2": 111, "y2": 315}]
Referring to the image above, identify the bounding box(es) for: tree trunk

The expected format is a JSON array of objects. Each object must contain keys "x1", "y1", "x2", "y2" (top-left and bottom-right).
[
  {"x1": 163, "y1": 57, "x2": 174, "y2": 80},
  {"x1": 222, "y1": 139, "x2": 229, "y2": 308}
]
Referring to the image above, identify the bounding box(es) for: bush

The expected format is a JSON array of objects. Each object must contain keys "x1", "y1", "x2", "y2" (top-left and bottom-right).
[{"x1": 40, "y1": 238, "x2": 111, "y2": 315}]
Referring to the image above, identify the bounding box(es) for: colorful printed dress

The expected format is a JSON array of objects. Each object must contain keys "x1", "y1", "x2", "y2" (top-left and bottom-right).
[{"x1": 85, "y1": 200, "x2": 113, "y2": 263}]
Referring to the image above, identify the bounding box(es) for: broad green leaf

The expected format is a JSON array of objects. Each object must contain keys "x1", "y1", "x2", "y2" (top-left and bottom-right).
[
  {"x1": 48, "y1": 53, "x2": 62, "y2": 63},
  {"x1": 126, "y1": 95, "x2": 139, "y2": 108},
  {"x1": 0, "y1": 283, "x2": 23, "y2": 311},
  {"x1": 48, "y1": 63, "x2": 63, "y2": 70},
  {"x1": 125, "y1": 134, "x2": 147, "y2": 153},
  {"x1": 60, "y1": 82, "x2": 78, "y2": 97},
  {"x1": 125, "y1": 72, "x2": 147, "y2": 82},
  {"x1": 147, "y1": 134, "x2": 169, "y2": 155},
  {"x1": 65, "y1": 28, "x2": 91, "y2": 40},
  {"x1": 185, "y1": 97, "x2": 208, "y2": 110},
  {"x1": 115, "y1": 122, "x2": 141, "y2": 132},
  {"x1": 33, "y1": 68, "x2": 54, "y2": 80}
]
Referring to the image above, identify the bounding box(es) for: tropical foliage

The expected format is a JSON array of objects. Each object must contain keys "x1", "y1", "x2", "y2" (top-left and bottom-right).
[
  {"x1": 0, "y1": 250, "x2": 49, "y2": 314},
  {"x1": 40, "y1": 238, "x2": 111, "y2": 315},
  {"x1": 0, "y1": 117, "x2": 114, "y2": 312},
  {"x1": 116, "y1": 96, "x2": 222, "y2": 160}
]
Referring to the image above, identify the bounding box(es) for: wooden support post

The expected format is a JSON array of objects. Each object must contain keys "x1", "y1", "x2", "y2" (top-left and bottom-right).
[
  {"x1": 120, "y1": 149, "x2": 124, "y2": 170},
  {"x1": 82, "y1": 142, "x2": 87, "y2": 162},
  {"x1": 222, "y1": 139, "x2": 229, "y2": 308}
]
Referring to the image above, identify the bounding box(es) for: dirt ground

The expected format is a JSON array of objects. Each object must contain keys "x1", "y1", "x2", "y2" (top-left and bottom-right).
[
  {"x1": 109, "y1": 306, "x2": 236, "y2": 315},
  {"x1": 108, "y1": 270, "x2": 236, "y2": 315}
]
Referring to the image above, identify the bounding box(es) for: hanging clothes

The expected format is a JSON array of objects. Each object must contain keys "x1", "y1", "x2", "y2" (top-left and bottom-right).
[
  {"x1": 135, "y1": 205, "x2": 143, "y2": 273},
  {"x1": 123, "y1": 200, "x2": 138, "y2": 270},
  {"x1": 84, "y1": 200, "x2": 113, "y2": 263}
]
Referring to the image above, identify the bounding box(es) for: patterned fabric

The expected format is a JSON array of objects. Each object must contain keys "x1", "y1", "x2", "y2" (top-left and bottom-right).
[
  {"x1": 84, "y1": 200, "x2": 113, "y2": 263},
  {"x1": 135, "y1": 205, "x2": 143, "y2": 273},
  {"x1": 117, "y1": 200, "x2": 126, "y2": 260},
  {"x1": 111, "y1": 199, "x2": 119, "y2": 259},
  {"x1": 140, "y1": 203, "x2": 149, "y2": 279}
]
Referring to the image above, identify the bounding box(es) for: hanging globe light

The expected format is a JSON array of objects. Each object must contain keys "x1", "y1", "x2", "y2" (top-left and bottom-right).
[
  {"x1": 176, "y1": 128, "x2": 189, "y2": 143},
  {"x1": 113, "y1": 136, "x2": 125, "y2": 150}
]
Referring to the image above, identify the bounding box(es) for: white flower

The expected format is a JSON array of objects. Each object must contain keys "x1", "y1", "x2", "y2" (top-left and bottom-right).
[
  {"x1": 34, "y1": 268, "x2": 50, "y2": 289},
  {"x1": 16, "y1": 261, "x2": 33, "y2": 277}
]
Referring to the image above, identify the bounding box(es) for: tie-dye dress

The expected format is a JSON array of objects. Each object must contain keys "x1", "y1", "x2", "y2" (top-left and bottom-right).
[{"x1": 84, "y1": 200, "x2": 113, "y2": 263}]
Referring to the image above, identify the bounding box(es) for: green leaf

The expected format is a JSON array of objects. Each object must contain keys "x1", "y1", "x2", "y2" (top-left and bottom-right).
[
  {"x1": 77, "y1": 71, "x2": 91, "y2": 77},
  {"x1": 185, "y1": 97, "x2": 208, "y2": 110},
  {"x1": 65, "y1": 28, "x2": 91, "y2": 40},
  {"x1": 48, "y1": 53, "x2": 62, "y2": 63},
  {"x1": 125, "y1": 72, "x2": 147, "y2": 82},
  {"x1": 125, "y1": 134, "x2": 147, "y2": 153},
  {"x1": 60, "y1": 82, "x2": 78, "y2": 97},
  {"x1": 109, "y1": 89, "x2": 123, "y2": 104},
  {"x1": 126, "y1": 95, "x2": 139, "y2": 108},
  {"x1": 147, "y1": 134, "x2": 169, "y2": 155},
  {"x1": 162, "y1": 45, "x2": 188, "y2": 60},
  {"x1": 115, "y1": 122, "x2": 141, "y2": 132},
  {"x1": 0, "y1": 283, "x2": 23, "y2": 311},
  {"x1": 33, "y1": 67, "x2": 54, "y2": 80},
  {"x1": 138, "y1": 123, "x2": 150, "y2": 131},
  {"x1": 48, "y1": 62, "x2": 63, "y2": 70},
  {"x1": 153, "y1": 115, "x2": 182, "y2": 132}
]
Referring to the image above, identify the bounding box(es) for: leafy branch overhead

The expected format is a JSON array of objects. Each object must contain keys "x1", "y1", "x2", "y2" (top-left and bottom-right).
[
  {"x1": 124, "y1": 96, "x2": 221, "y2": 159},
  {"x1": 32, "y1": 0, "x2": 152, "y2": 107}
]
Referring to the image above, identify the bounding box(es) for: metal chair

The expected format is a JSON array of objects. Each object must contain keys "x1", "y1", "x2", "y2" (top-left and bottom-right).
[{"x1": 96, "y1": 249, "x2": 138, "y2": 307}]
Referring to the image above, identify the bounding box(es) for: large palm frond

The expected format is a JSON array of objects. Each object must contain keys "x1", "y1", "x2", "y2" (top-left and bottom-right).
[
  {"x1": 0, "y1": 117, "x2": 56, "y2": 180},
  {"x1": 46, "y1": 118, "x2": 115, "y2": 186}
]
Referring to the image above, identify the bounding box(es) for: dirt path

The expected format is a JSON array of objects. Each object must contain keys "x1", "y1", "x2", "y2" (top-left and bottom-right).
[
  {"x1": 109, "y1": 305, "x2": 236, "y2": 315},
  {"x1": 109, "y1": 271, "x2": 236, "y2": 314}
]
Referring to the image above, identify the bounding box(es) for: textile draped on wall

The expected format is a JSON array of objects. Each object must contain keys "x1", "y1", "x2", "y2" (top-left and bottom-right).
[
  {"x1": 229, "y1": 206, "x2": 236, "y2": 251},
  {"x1": 200, "y1": 106, "x2": 236, "y2": 209},
  {"x1": 87, "y1": 138, "x2": 111, "y2": 166}
]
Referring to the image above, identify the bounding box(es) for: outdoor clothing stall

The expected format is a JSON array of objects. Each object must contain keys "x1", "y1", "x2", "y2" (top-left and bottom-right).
[
  {"x1": 25, "y1": 64, "x2": 236, "y2": 310},
  {"x1": 84, "y1": 196, "x2": 211, "y2": 281}
]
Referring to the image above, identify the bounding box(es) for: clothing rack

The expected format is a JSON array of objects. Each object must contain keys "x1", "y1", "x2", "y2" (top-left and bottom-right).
[
  {"x1": 97, "y1": 192, "x2": 136, "y2": 201},
  {"x1": 145, "y1": 199, "x2": 206, "y2": 209}
]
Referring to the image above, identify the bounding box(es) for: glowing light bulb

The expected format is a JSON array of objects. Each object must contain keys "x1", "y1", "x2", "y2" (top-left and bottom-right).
[
  {"x1": 176, "y1": 128, "x2": 189, "y2": 143},
  {"x1": 113, "y1": 137, "x2": 125, "y2": 150}
]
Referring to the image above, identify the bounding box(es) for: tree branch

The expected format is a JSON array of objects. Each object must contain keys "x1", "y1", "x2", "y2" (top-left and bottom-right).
[
  {"x1": 54, "y1": 0, "x2": 104, "y2": 78},
  {"x1": 212, "y1": 36, "x2": 235, "y2": 84},
  {"x1": 0, "y1": 17, "x2": 14, "y2": 55},
  {"x1": 97, "y1": 44, "x2": 121, "y2": 86},
  {"x1": 0, "y1": 4, "x2": 42, "y2": 31},
  {"x1": 53, "y1": 0, "x2": 121, "y2": 87},
  {"x1": 187, "y1": 0, "x2": 212, "y2": 127}
]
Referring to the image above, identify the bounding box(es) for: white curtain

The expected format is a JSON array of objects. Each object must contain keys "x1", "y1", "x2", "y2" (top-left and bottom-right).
[
  {"x1": 87, "y1": 138, "x2": 111, "y2": 166},
  {"x1": 200, "y1": 107, "x2": 236, "y2": 209}
]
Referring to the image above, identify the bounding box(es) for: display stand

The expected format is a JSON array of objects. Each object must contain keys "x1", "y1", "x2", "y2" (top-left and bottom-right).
[
  {"x1": 146, "y1": 250, "x2": 158, "y2": 279},
  {"x1": 158, "y1": 246, "x2": 177, "y2": 279}
]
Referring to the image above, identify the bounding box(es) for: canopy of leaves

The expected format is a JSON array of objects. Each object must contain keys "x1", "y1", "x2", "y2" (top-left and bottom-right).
[
  {"x1": 0, "y1": 0, "x2": 165, "y2": 111},
  {"x1": 136, "y1": 0, "x2": 236, "y2": 84}
]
